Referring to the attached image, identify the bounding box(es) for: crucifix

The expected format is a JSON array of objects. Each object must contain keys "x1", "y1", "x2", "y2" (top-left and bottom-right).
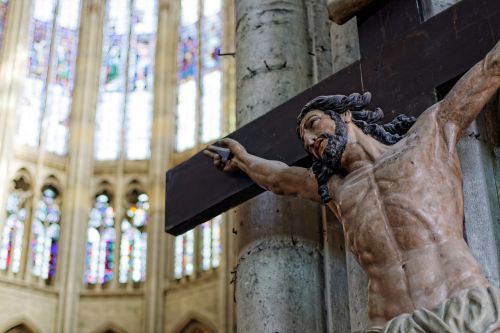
[
  {"x1": 166, "y1": 0, "x2": 499, "y2": 330},
  {"x1": 166, "y1": 0, "x2": 499, "y2": 236}
]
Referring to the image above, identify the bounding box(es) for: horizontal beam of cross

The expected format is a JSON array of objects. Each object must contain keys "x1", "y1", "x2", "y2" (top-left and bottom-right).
[{"x1": 165, "y1": 0, "x2": 500, "y2": 236}]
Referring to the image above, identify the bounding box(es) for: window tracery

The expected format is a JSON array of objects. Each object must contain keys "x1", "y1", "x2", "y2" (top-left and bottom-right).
[
  {"x1": 30, "y1": 186, "x2": 61, "y2": 284},
  {"x1": 16, "y1": 0, "x2": 81, "y2": 155},
  {"x1": 94, "y1": 0, "x2": 157, "y2": 160},
  {"x1": 174, "y1": 216, "x2": 222, "y2": 279},
  {"x1": 175, "y1": 0, "x2": 223, "y2": 152},
  {"x1": 84, "y1": 192, "x2": 116, "y2": 285},
  {"x1": 119, "y1": 191, "x2": 148, "y2": 284},
  {"x1": 0, "y1": 174, "x2": 31, "y2": 275}
]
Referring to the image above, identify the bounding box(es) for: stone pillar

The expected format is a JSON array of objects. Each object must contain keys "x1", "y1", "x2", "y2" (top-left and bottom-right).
[
  {"x1": 328, "y1": 12, "x2": 367, "y2": 333},
  {"x1": 234, "y1": 1, "x2": 331, "y2": 332},
  {"x1": 143, "y1": 0, "x2": 176, "y2": 331},
  {"x1": 55, "y1": 1, "x2": 104, "y2": 331},
  {"x1": 0, "y1": 0, "x2": 32, "y2": 225},
  {"x1": 420, "y1": 0, "x2": 462, "y2": 20},
  {"x1": 322, "y1": 207, "x2": 351, "y2": 333},
  {"x1": 330, "y1": 18, "x2": 360, "y2": 74},
  {"x1": 458, "y1": 101, "x2": 500, "y2": 288}
]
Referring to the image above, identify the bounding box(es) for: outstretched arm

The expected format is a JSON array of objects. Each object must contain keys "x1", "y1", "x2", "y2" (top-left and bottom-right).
[
  {"x1": 203, "y1": 138, "x2": 321, "y2": 203},
  {"x1": 437, "y1": 40, "x2": 500, "y2": 140}
]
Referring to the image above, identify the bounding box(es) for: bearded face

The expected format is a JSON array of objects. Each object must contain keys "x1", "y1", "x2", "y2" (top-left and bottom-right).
[{"x1": 309, "y1": 111, "x2": 348, "y2": 203}]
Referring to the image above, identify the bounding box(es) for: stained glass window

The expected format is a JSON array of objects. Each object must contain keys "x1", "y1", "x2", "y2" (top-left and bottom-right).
[
  {"x1": 16, "y1": 0, "x2": 81, "y2": 154},
  {"x1": 0, "y1": 193, "x2": 27, "y2": 274},
  {"x1": 84, "y1": 194, "x2": 116, "y2": 285},
  {"x1": 174, "y1": 229, "x2": 194, "y2": 279},
  {"x1": 0, "y1": 0, "x2": 9, "y2": 51},
  {"x1": 119, "y1": 193, "x2": 148, "y2": 283},
  {"x1": 94, "y1": 0, "x2": 157, "y2": 160},
  {"x1": 201, "y1": 216, "x2": 221, "y2": 271},
  {"x1": 30, "y1": 187, "x2": 60, "y2": 283},
  {"x1": 45, "y1": 0, "x2": 81, "y2": 154},
  {"x1": 174, "y1": 215, "x2": 222, "y2": 279},
  {"x1": 175, "y1": 0, "x2": 223, "y2": 152}
]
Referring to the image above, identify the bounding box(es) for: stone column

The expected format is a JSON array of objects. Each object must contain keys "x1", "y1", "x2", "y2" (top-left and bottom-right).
[
  {"x1": 328, "y1": 13, "x2": 367, "y2": 333},
  {"x1": 143, "y1": 0, "x2": 176, "y2": 331},
  {"x1": 234, "y1": 1, "x2": 331, "y2": 332},
  {"x1": 322, "y1": 207, "x2": 351, "y2": 333},
  {"x1": 420, "y1": 0, "x2": 461, "y2": 20},
  {"x1": 458, "y1": 101, "x2": 500, "y2": 288},
  {"x1": 0, "y1": 0, "x2": 32, "y2": 225},
  {"x1": 55, "y1": 1, "x2": 104, "y2": 331}
]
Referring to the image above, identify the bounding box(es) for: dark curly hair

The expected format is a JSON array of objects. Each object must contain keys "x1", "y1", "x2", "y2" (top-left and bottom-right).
[{"x1": 297, "y1": 92, "x2": 416, "y2": 203}]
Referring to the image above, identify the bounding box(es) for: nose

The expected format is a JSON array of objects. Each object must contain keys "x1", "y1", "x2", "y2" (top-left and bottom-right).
[{"x1": 303, "y1": 132, "x2": 317, "y2": 150}]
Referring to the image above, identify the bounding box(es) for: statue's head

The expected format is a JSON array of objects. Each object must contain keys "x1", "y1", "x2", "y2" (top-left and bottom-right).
[{"x1": 297, "y1": 93, "x2": 416, "y2": 203}]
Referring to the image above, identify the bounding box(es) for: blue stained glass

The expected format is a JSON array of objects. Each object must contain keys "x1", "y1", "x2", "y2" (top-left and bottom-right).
[
  {"x1": 125, "y1": 0, "x2": 156, "y2": 160},
  {"x1": 178, "y1": 23, "x2": 198, "y2": 81},
  {"x1": 202, "y1": 13, "x2": 222, "y2": 71},
  {"x1": 31, "y1": 188, "x2": 60, "y2": 282},
  {"x1": 0, "y1": 0, "x2": 9, "y2": 51},
  {"x1": 16, "y1": 0, "x2": 56, "y2": 149},
  {"x1": 53, "y1": 27, "x2": 78, "y2": 89},
  {"x1": 94, "y1": 0, "x2": 130, "y2": 160},
  {"x1": 30, "y1": 20, "x2": 53, "y2": 80},
  {"x1": 45, "y1": 0, "x2": 81, "y2": 155},
  {"x1": 0, "y1": 193, "x2": 26, "y2": 273},
  {"x1": 85, "y1": 194, "x2": 116, "y2": 285},
  {"x1": 119, "y1": 193, "x2": 148, "y2": 283},
  {"x1": 104, "y1": 34, "x2": 128, "y2": 92},
  {"x1": 128, "y1": 33, "x2": 154, "y2": 92}
]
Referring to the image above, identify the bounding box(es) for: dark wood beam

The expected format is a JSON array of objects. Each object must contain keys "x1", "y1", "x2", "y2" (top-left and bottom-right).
[{"x1": 165, "y1": 0, "x2": 499, "y2": 236}]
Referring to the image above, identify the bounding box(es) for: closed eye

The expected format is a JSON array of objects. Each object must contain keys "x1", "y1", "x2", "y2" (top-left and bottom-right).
[{"x1": 306, "y1": 116, "x2": 320, "y2": 129}]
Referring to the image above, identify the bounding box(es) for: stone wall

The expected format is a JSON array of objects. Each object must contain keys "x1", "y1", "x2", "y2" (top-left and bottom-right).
[{"x1": 0, "y1": 284, "x2": 57, "y2": 333}]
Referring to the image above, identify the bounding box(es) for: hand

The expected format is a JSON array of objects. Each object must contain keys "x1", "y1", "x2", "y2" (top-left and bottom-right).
[{"x1": 203, "y1": 138, "x2": 247, "y2": 173}]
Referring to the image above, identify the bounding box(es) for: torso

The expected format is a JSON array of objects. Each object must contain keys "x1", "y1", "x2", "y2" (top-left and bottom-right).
[{"x1": 327, "y1": 108, "x2": 489, "y2": 326}]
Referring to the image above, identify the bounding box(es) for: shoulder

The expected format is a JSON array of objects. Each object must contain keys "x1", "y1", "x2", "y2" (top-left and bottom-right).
[{"x1": 405, "y1": 104, "x2": 459, "y2": 154}]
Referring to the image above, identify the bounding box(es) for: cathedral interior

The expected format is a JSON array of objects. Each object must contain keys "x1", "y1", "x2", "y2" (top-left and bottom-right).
[{"x1": 0, "y1": 0, "x2": 498, "y2": 332}]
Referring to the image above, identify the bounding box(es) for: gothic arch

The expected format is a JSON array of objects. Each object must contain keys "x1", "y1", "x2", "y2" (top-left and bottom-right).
[
  {"x1": 41, "y1": 175, "x2": 62, "y2": 197},
  {"x1": 93, "y1": 180, "x2": 115, "y2": 203},
  {"x1": 89, "y1": 322, "x2": 128, "y2": 333},
  {"x1": 0, "y1": 317, "x2": 42, "y2": 333},
  {"x1": 123, "y1": 179, "x2": 147, "y2": 209},
  {"x1": 11, "y1": 168, "x2": 32, "y2": 190},
  {"x1": 171, "y1": 312, "x2": 219, "y2": 333}
]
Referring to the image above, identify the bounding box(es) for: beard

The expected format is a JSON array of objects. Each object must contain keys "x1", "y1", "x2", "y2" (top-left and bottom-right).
[{"x1": 311, "y1": 111, "x2": 348, "y2": 203}]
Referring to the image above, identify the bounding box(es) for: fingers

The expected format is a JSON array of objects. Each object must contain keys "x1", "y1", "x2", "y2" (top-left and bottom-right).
[
  {"x1": 217, "y1": 138, "x2": 236, "y2": 147},
  {"x1": 202, "y1": 148, "x2": 219, "y2": 159},
  {"x1": 203, "y1": 149, "x2": 225, "y2": 169}
]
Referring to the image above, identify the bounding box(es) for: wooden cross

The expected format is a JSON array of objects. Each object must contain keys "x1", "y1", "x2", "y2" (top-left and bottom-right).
[{"x1": 165, "y1": 0, "x2": 500, "y2": 236}]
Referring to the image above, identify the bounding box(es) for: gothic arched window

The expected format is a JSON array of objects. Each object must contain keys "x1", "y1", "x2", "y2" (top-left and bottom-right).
[
  {"x1": 174, "y1": 216, "x2": 222, "y2": 280},
  {"x1": 200, "y1": 215, "x2": 221, "y2": 271},
  {"x1": 175, "y1": 0, "x2": 223, "y2": 152},
  {"x1": 119, "y1": 192, "x2": 148, "y2": 283},
  {"x1": 16, "y1": 0, "x2": 81, "y2": 155},
  {"x1": 30, "y1": 186, "x2": 61, "y2": 284},
  {"x1": 94, "y1": 0, "x2": 157, "y2": 161},
  {"x1": 84, "y1": 193, "x2": 116, "y2": 285},
  {"x1": 0, "y1": 174, "x2": 31, "y2": 275},
  {"x1": 0, "y1": 194, "x2": 27, "y2": 274},
  {"x1": 174, "y1": 229, "x2": 194, "y2": 279}
]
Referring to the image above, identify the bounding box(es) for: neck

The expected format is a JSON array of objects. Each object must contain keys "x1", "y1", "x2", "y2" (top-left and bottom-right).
[{"x1": 341, "y1": 123, "x2": 388, "y2": 172}]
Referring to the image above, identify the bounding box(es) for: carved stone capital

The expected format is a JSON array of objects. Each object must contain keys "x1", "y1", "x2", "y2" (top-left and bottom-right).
[{"x1": 327, "y1": 0, "x2": 377, "y2": 25}]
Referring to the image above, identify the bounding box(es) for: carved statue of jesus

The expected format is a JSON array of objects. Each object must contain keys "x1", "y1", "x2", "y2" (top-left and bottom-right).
[{"x1": 204, "y1": 41, "x2": 500, "y2": 332}]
